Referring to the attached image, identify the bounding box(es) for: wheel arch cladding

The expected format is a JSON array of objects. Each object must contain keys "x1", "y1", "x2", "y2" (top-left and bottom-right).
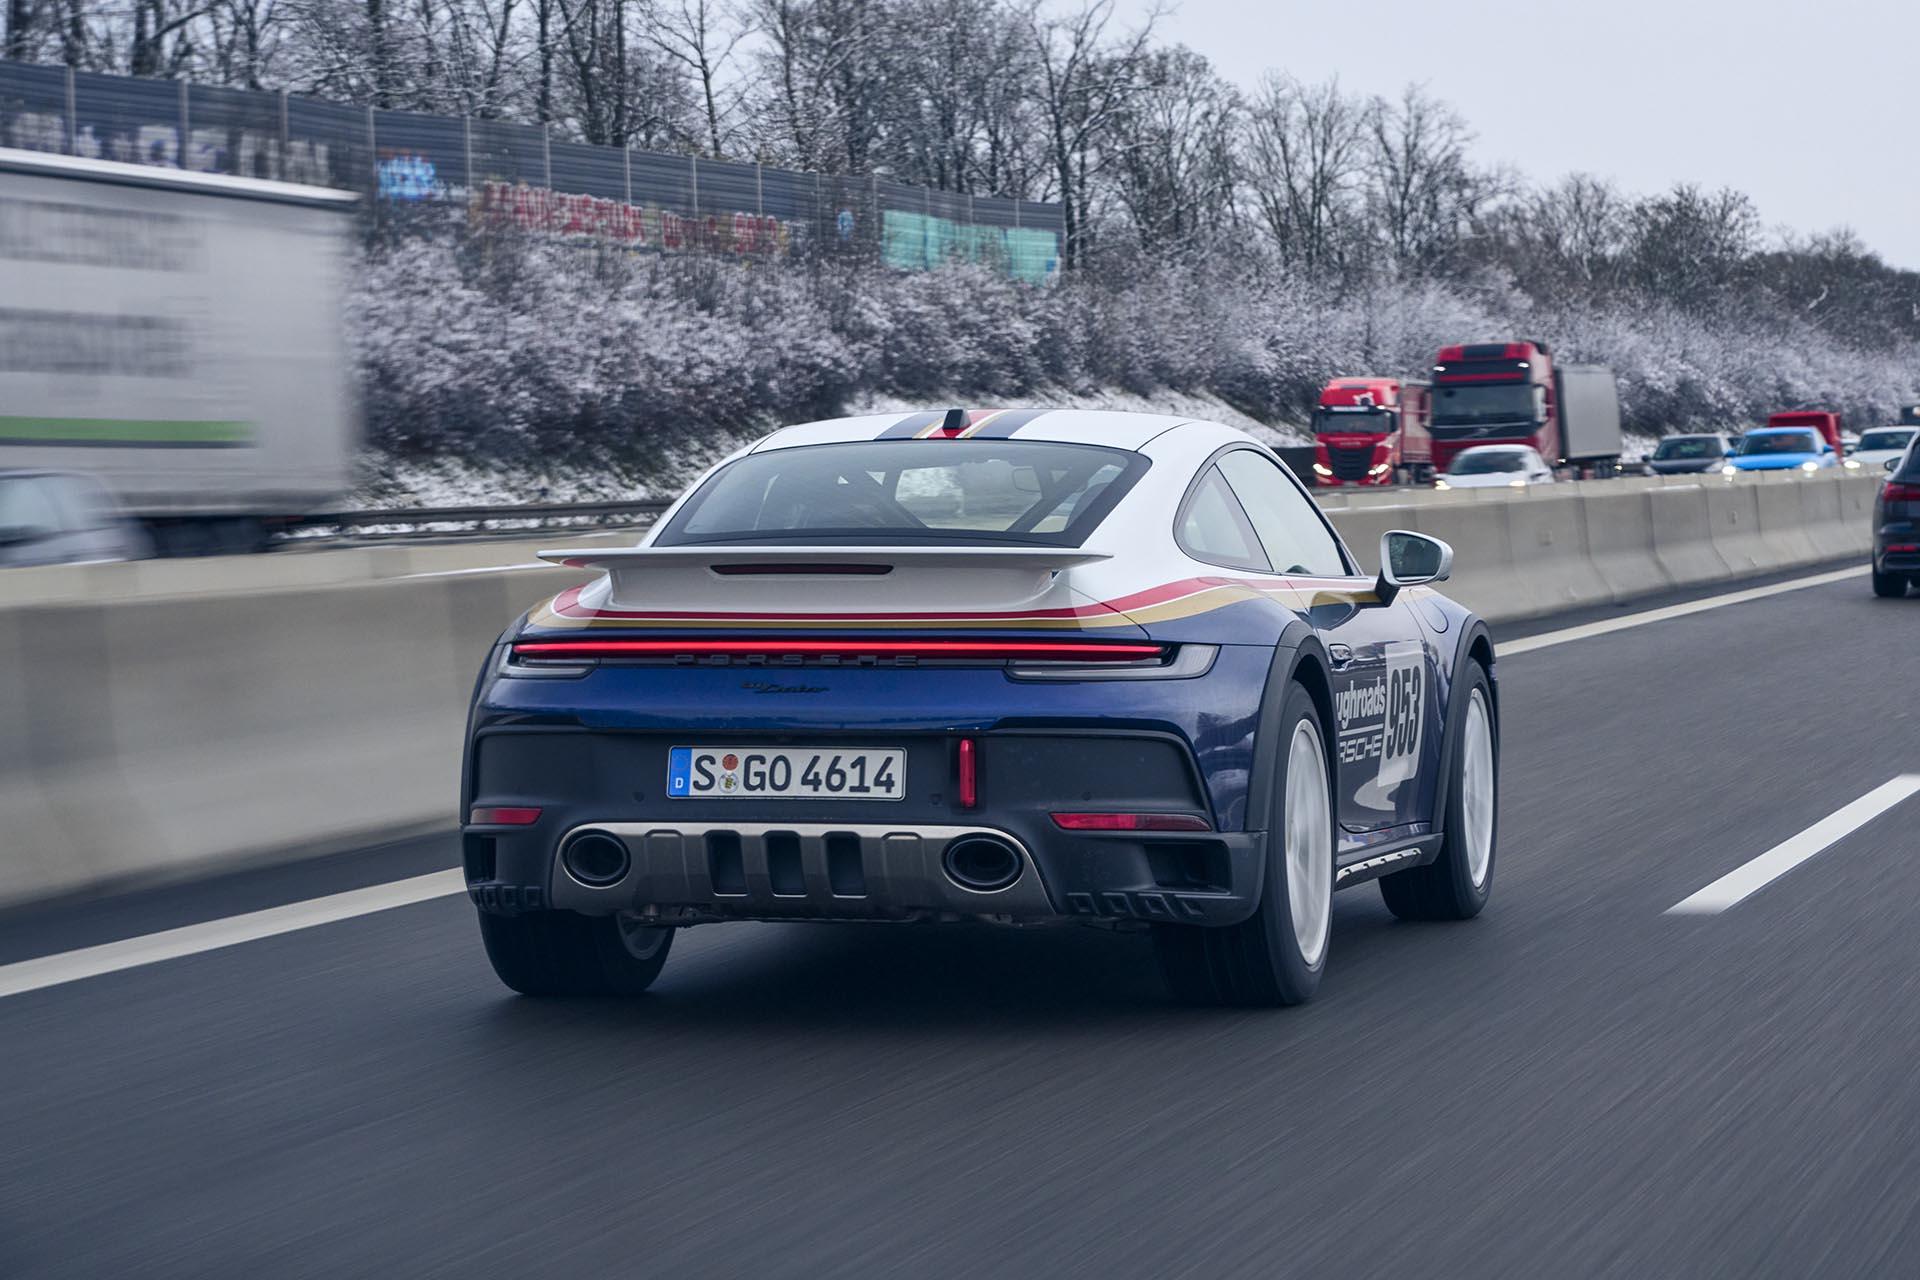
[
  {"x1": 1244, "y1": 620, "x2": 1334, "y2": 836},
  {"x1": 1433, "y1": 617, "x2": 1496, "y2": 838}
]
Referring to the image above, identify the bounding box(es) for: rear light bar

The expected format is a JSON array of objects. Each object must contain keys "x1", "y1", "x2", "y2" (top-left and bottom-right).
[
  {"x1": 510, "y1": 639, "x2": 1168, "y2": 662},
  {"x1": 709, "y1": 563, "x2": 893, "y2": 576},
  {"x1": 1052, "y1": 812, "x2": 1212, "y2": 832},
  {"x1": 1883, "y1": 482, "x2": 1920, "y2": 502},
  {"x1": 469, "y1": 806, "x2": 543, "y2": 826}
]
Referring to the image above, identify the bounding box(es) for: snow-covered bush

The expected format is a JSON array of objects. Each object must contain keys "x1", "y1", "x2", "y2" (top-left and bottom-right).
[{"x1": 350, "y1": 228, "x2": 1920, "y2": 495}]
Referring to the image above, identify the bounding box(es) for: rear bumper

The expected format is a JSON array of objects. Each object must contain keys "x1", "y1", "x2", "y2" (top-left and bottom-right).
[
  {"x1": 462, "y1": 725, "x2": 1268, "y2": 927},
  {"x1": 481, "y1": 819, "x2": 1265, "y2": 925},
  {"x1": 468, "y1": 815, "x2": 1266, "y2": 927}
]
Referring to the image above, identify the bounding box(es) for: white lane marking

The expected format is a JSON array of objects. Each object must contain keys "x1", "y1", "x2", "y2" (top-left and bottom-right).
[
  {"x1": 0, "y1": 870, "x2": 465, "y2": 1000},
  {"x1": 1666, "y1": 775, "x2": 1920, "y2": 915},
  {"x1": 1502, "y1": 566, "x2": 1865, "y2": 655}
]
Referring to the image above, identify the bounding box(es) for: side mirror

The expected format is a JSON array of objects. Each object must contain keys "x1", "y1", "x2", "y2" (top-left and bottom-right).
[
  {"x1": 1371, "y1": 530, "x2": 1453, "y2": 606},
  {"x1": 1887, "y1": 458, "x2": 1901, "y2": 472}
]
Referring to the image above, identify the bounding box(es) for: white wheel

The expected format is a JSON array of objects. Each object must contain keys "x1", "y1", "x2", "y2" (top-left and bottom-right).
[
  {"x1": 1284, "y1": 718, "x2": 1334, "y2": 968},
  {"x1": 1154, "y1": 682, "x2": 1332, "y2": 1005},
  {"x1": 1460, "y1": 687, "x2": 1495, "y2": 890},
  {"x1": 1380, "y1": 660, "x2": 1497, "y2": 922}
]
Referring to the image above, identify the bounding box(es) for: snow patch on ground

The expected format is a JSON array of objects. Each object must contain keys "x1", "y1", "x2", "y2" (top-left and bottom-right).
[
  {"x1": 355, "y1": 390, "x2": 1302, "y2": 507},
  {"x1": 353, "y1": 427, "x2": 763, "y2": 509}
]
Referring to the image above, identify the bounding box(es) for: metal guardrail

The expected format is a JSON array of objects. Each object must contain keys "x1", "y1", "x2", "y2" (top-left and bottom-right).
[{"x1": 288, "y1": 498, "x2": 672, "y2": 542}]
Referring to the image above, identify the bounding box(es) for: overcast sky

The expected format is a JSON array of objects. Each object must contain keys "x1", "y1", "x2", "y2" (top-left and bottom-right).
[{"x1": 1119, "y1": 0, "x2": 1920, "y2": 267}]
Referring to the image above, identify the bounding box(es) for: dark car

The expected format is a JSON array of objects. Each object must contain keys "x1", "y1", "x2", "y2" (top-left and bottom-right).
[
  {"x1": 1644, "y1": 433, "x2": 1735, "y2": 475},
  {"x1": 461, "y1": 410, "x2": 1500, "y2": 1008},
  {"x1": 0, "y1": 470, "x2": 150, "y2": 568},
  {"x1": 1872, "y1": 441, "x2": 1920, "y2": 597}
]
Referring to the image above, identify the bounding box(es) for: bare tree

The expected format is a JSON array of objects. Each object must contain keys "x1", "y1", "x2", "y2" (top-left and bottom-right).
[
  {"x1": 1241, "y1": 73, "x2": 1366, "y2": 274},
  {"x1": 644, "y1": 0, "x2": 742, "y2": 155},
  {"x1": 1108, "y1": 44, "x2": 1238, "y2": 254},
  {"x1": 744, "y1": 0, "x2": 887, "y2": 173},
  {"x1": 1366, "y1": 82, "x2": 1490, "y2": 275},
  {"x1": 1026, "y1": 0, "x2": 1159, "y2": 268},
  {"x1": 6, "y1": 0, "x2": 38, "y2": 60}
]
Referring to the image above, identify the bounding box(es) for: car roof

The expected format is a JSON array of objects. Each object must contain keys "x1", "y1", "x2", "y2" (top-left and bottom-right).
[
  {"x1": 1746, "y1": 426, "x2": 1817, "y2": 435},
  {"x1": 750, "y1": 409, "x2": 1204, "y2": 454},
  {"x1": 1456, "y1": 443, "x2": 1534, "y2": 454}
]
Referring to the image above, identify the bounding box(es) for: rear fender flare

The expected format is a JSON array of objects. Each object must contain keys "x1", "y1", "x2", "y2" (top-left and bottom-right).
[{"x1": 1245, "y1": 621, "x2": 1336, "y2": 857}]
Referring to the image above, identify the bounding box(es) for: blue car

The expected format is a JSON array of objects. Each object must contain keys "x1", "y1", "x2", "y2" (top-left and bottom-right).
[
  {"x1": 1727, "y1": 426, "x2": 1838, "y2": 472},
  {"x1": 461, "y1": 410, "x2": 1500, "y2": 1006}
]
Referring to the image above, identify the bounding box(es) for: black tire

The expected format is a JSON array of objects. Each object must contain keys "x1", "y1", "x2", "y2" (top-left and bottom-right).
[
  {"x1": 1872, "y1": 567, "x2": 1907, "y2": 598},
  {"x1": 479, "y1": 910, "x2": 674, "y2": 996},
  {"x1": 1380, "y1": 661, "x2": 1497, "y2": 922},
  {"x1": 1155, "y1": 683, "x2": 1333, "y2": 1007}
]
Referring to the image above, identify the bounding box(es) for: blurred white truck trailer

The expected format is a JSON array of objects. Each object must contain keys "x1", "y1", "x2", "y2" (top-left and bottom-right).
[
  {"x1": 1557, "y1": 364, "x2": 1624, "y2": 477},
  {"x1": 0, "y1": 147, "x2": 357, "y2": 553}
]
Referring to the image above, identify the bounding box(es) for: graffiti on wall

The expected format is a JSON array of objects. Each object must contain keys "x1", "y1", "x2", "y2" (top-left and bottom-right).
[
  {"x1": 469, "y1": 180, "x2": 802, "y2": 256},
  {"x1": 4, "y1": 112, "x2": 336, "y2": 186},
  {"x1": 881, "y1": 210, "x2": 1059, "y2": 285}
]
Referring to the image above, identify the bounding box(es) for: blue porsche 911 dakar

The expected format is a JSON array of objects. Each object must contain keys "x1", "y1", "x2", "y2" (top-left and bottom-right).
[{"x1": 461, "y1": 409, "x2": 1500, "y2": 1006}]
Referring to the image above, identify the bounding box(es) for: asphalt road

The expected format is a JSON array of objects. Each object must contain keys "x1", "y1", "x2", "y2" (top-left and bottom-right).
[{"x1": 4, "y1": 571, "x2": 1918, "y2": 1278}]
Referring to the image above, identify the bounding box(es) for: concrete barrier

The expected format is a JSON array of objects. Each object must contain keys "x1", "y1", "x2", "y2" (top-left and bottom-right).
[
  {"x1": 1649, "y1": 484, "x2": 1734, "y2": 585},
  {"x1": 1576, "y1": 484, "x2": 1672, "y2": 603},
  {"x1": 0, "y1": 470, "x2": 1883, "y2": 907},
  {"x1": 1500, "y1": 489, "x2": 1609, "y2": 616}
]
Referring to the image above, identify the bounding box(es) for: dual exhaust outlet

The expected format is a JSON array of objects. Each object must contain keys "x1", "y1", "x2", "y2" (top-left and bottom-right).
[{"x1": 558, "y1": 829, "x2": 1024, "y2": 894}]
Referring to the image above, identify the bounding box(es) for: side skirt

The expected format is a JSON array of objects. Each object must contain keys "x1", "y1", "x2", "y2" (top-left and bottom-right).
[{"x1": 1335, "y1": 834, "x2": 1443, "y2": 889}]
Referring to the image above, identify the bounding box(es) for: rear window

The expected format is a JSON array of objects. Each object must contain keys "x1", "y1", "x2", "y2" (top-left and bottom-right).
[
  {"x1": 1449, "y1": 450, "x2": 1527, "y2": 475},
  {"x1": 1740, "y1": 432, "x2": 1820, "y2": 455},
  {"x1": 1653, "y1": 436, "x2": 1722, "y2": 459},
  {"x1": 657, "y1": 440, "x2": 1149, "y2": 546},
  {"x1": 1858, "y1": 430, "x2": 1915, "y2": 452}
]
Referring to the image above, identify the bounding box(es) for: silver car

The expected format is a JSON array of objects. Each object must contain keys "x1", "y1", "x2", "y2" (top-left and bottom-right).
[{"x1": 0, "y1": 470, "x2": 151, "y2": 567}]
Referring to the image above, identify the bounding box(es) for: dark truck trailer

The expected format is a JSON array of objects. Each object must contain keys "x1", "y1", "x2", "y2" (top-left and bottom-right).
[{"x1": 0, "y1": 147, "x2": 359, "y2": 554}]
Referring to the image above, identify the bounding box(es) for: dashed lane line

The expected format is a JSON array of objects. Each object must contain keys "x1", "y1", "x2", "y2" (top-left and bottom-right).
[
  {"x1": 1502, "y1": 566, "x2": 1866, "y2": 655},
  {"x1": 1666, "y1": 774, "x2": 1920, "y2": 915},
  {"x1": 0, "y1": 870, "x2": 465, "y2": 1000}
]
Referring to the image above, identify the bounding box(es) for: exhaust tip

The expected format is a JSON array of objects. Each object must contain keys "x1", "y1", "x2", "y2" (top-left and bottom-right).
[
  {"x1": 560, "y1": 830, "x2": 631, "y2": 888},
  {"x1": 942, "y1": 836, "x2": 1023, "y2": 893}
]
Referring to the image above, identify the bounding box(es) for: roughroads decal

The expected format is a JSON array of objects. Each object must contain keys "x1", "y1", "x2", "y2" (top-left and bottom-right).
[{"x1": 1342, "y1": 640, "x2": 1427, "y2": 811}]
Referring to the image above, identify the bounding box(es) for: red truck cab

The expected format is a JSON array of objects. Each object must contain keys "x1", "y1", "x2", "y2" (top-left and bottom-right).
[
  {"x1": 1311, "y1": 377, "x2": 1431, "y2": 486},
  {"x1": 1428, "y1": 340, "x2": 1558, "y2": 475},
  {"x1": 1764, "y1": 411, "x2": 1843, "y2": 456}
]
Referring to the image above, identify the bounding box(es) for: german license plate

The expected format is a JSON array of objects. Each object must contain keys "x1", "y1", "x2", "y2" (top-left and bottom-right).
[{"x1": 667, "y1": 747, "x2": 905, "y2": 800}]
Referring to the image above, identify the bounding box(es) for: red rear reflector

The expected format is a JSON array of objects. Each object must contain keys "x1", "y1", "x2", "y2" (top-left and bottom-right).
[
  {"x1": 958, "y1": 738, "x2": 978, "y2": 809},
  {"x1": 511, "y1": 639, "x2": 1167, "y2": 662},
  {"x1": 1051, "y1": 812, "x2": 1212, "y2": 832},
  {"x1": 1883, "y1": 482, "x2": 1920, "y2": 502},
  {"x1": 1887, "y1": 543, "x2": 1919, "y2": 553},
  {"x1": 469, "y1": 806, "x2": 542, "y2": 826}
]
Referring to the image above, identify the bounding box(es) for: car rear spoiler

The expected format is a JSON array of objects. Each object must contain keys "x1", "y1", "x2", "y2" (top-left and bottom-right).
[{"x1": 535, "y1": 545, "x2": 1114, "y2": 613}]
